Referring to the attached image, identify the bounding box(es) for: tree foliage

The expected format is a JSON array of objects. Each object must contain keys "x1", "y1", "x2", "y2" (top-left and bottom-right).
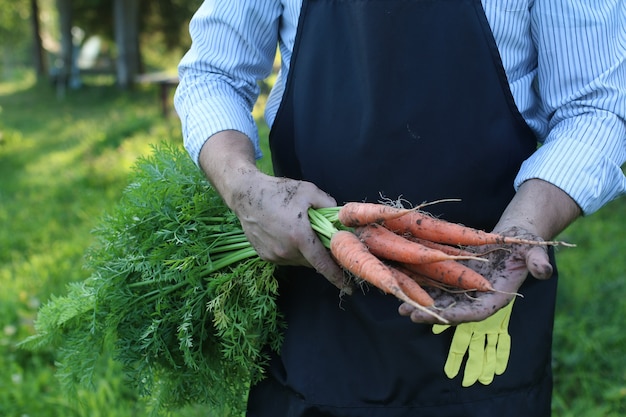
[
  {"x1": 0, "y1": 0, "x2": 32, "y2": 68},
  {"x1": 0, "y1": 0, "x2": 30, "y2": 43},
  {"x1": 71, "y1": 0, "x2": 202, "y2": 49},
  {"x1": 0, "y1": 0, "x2": 202, "y2": 75}
]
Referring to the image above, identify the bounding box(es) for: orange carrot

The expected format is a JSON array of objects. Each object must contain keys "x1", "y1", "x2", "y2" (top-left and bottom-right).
[
  {"x1": 395, "y1": 263, "x2": 479, "y2": 294},
  {"x1": 330, "y1": 230, "x2": 447, "y2": 322},
  {"x1": 402, "y1": 260, "x2": 494, "y2": 292},
  {"x1": 393, "y1": 264, "x2": 440, "y2": 288},
  {"x1": 384, "y1": 211, "x2": 573, "y2": 247},
  {"x1": 403, "y1": 235, "x2": 479, "y2": 257},
  {"x1": 337, "y1": 202, "x2": 415, "y2": 227},
  {"x1": 388, "y1": 265, "x2": 435, "y2": 307},
  {"x1": 355, "y1": 223, "x2": 488, "y2": 264}
]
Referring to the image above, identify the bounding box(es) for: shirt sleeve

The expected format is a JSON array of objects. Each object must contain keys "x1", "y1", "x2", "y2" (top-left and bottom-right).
[
  {"x1": 174, "y1": 1, "x2": 282, "y2": 165},
  {"x1": 516, "y1": 1, "x2": 626, "y2": 215}
]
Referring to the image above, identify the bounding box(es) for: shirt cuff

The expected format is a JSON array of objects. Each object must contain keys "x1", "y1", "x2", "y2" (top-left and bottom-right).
[
  {"x1": 515, "y1": 138, "x2": 626, "y2": 215},
  {"x1": 181, "y1": 95, "x2": 263, "y2": 166}
]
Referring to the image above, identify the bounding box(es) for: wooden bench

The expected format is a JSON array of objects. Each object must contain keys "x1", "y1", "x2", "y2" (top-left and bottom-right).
[{"x1": 135, "y1": 72, "x2": 180, "y2": 117}]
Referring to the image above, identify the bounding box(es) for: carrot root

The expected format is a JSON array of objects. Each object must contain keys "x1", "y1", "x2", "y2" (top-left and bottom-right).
[
  {"x1": 402, "y1": 260, "x2": 494, "y2": 292},
  {"x1": 330, "y1": 230, "x2": 448, "y2": 323},
  {"x1": 402, "y1": 235, "x2": 481, "y2": 258},
  {"x1": 337, "y1": 202, "x2": 416, "y2": 227},
  {"x1": 388, "y1": 265, "x2": 435, "y2": 307},
  {"x1": 356, "y1": 224, "x2": 488, "y2": 265},
  {"x1": 384, "y1": 211, "x2": 575, "y2": 247}
]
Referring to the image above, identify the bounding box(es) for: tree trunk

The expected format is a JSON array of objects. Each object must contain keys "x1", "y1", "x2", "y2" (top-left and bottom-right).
[
  {"x1": 56, "y1": 0, "x2": 72, "y2": 86},
  {"x1": 113, "y1": 0, "x2": 140, "y2": 89},
  {"x1": 31, "y1": 0, "x2": 47, "y2": 80}
]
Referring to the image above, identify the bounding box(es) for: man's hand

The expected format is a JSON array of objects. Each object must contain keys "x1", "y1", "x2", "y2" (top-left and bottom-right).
[
  {"x1": 399, "y1": 178, "x2": 580, "y2": 324},
  {"x1": 199, "y1": 130, "x2": 350, "y2": 294},
  {"x1": 231, "y1": 170, "x2": 349, "y2": 292},
  {"x1": 398, "y1": 227, "x2": 552, "y2": 324}
]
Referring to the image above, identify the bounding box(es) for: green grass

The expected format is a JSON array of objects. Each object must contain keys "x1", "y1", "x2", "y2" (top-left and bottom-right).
[
  {"x1": 1, "y1": 69, "x2": 624, "y2": 416},
  {"x1": 0, "y1": 71, "x2": 209, "y2": 417},
  {"x1": 552, "y1": 197, "x2": 626, "y2": 416}
]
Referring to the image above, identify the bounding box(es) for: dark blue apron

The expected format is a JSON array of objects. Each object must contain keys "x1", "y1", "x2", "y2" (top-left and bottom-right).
[{"x1": 247, "y1": 0, "x2": 558, "y2": 415}]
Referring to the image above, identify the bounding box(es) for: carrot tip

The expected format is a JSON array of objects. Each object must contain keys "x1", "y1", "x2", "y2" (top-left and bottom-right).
[
  {"x1": 413, "y1": 198, "x2": 462, "y2": 210},
  {"x1": 551, "y1": 241, "x2": 576, "y2": 247},
  {"x1": 393, "y1": 286, "x2": 450, "y2": 324},
  {"x1": 451, "y1": 255, "x2": 489, "y2": 263},
  {"x1": 493, "y1": 290, "x2": 524, "y2": 298},
  {"x1": 504, "y1": 237, "x2": 576, "y2": 247}
]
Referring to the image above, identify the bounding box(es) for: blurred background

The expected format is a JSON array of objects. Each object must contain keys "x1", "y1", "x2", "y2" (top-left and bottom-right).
[{"x1": 0, "y1": 1, "x2": 624, "y2": 416}]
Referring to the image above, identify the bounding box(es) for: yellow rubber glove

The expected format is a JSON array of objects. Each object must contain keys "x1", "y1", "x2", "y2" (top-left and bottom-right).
[{"x1": 432, "y1": 299, "x2": 515, "y2": 387}]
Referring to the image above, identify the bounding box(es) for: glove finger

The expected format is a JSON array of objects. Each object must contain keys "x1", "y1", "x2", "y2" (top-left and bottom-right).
[
  {"x1": 443, "y1": 326, "x2": 474, "y2": 378},
  {"x1": 449, "y1": 325, "x2": 473, "y2": 353},
  {"x1": 432, "y1": 324, "x2": 451, "y2": 335},
  {"x1": 478, "y1": 333, "x2": 498, "y2": 385},
  {"x1": 462, "y1": 335, "x2": 484, "y2": 387},
  {"x1": 495, "y1": 333, "x2": 512, "y2": 375},
  {"x1": 443, "y1": 353, "x2": 464, "y2": 379}
]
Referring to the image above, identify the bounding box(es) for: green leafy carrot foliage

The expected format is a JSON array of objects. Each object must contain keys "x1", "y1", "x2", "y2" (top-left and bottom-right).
[{"x1": 21, "y1": 143, "x2": 283, "y2": 415}]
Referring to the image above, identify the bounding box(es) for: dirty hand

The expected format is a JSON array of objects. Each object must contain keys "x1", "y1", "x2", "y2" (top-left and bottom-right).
[
  {"x1": 398, "y1": 227, "x2": 552, "y2": 324},
  {"x1": 199, "y1": 130, "x2": 350, "y2": 294},
  {"x1": 230, "y1": 169, "x2": 350, "y2": 293}
]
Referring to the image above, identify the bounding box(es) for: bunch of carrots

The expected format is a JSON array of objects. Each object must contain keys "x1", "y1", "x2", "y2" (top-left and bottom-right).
[{"x1": 312, "y1": 201, "x2": 573, "y2": 323}]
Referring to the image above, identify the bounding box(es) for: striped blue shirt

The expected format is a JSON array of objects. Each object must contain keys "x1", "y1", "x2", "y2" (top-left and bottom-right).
[{"x1": 174, "y1": 0, "x2": 626, "y2": 215}]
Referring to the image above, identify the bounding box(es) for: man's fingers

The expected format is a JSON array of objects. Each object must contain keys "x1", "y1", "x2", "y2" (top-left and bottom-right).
[
  {"x1": 302, "y1": 234, "x2": 353, "y2": 295},
  {"x1": 407, "y1": 303, "x2": 495, "y2": 325},
  {"x1": 525, "y1": 245, "x2": 552, "y2": 279},
  {"x1": 316, "y1": 258, "x2": 352, "y2": 295}
]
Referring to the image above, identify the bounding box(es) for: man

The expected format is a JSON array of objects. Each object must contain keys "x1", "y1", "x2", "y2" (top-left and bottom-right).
[{"x1": 174, "y1": 1, "x2": 625, "y2": 415}]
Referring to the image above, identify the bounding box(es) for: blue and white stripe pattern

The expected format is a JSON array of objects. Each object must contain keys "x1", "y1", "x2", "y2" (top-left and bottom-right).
[{"x1": 174, "y1": 0, "x2": 626, "y2": 215}]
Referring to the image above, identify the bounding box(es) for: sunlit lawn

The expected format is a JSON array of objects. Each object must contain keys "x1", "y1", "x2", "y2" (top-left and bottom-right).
[{"x1": 0, "y1": 71, "x2": 207, "y2": 416}]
